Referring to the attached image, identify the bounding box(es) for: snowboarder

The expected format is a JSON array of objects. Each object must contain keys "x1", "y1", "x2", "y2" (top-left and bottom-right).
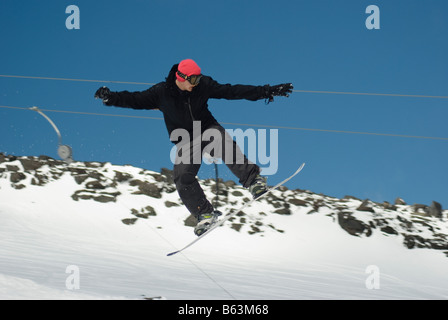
[{"x1": 94, "y1": 59, "x2": 293, "y2": 236}]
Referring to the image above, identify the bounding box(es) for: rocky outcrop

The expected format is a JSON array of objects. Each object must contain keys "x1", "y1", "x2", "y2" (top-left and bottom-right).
[{"x1": 1, "y1": 153, "x2": 447, "y2": 257}]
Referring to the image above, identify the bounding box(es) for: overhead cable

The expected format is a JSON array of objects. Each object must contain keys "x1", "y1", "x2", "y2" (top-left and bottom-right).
[
  {"x1": 1, "y1": 74, "x2": 447, "y2": 99},
  {"x1": 1, "y1": 105, "x2": 447, "y2": 141}
]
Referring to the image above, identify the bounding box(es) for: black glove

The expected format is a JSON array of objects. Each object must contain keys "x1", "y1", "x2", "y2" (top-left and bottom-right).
[
  {"x1": 94, "y1": 86, "x2": 111, "y2": 103},
  {"x1": 264, "y1": 83, "x2": 293, "y2": 103}
]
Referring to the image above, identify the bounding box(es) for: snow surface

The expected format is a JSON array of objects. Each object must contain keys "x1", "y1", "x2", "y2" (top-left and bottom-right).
[{"x1": 0, "y1": 158, "x2": 447, "y2": 300}]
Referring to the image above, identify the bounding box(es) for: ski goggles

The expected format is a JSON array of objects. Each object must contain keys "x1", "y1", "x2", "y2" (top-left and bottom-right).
[{"x1": 177, "y1": 71, "x2": 202, "y2": 86}]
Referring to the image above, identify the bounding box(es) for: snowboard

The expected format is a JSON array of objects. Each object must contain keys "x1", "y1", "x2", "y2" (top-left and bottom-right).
[{"x1": 167, "y1": 163, "x2": 305, "y2": 256}]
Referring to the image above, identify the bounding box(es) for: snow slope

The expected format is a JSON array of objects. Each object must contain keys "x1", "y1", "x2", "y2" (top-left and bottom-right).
[{"x1": 0, "y1": 155, "x2": 447, "y2": 300}]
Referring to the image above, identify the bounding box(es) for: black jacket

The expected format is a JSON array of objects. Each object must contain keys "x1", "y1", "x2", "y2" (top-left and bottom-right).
[{"x1": 105, "y1": 64, "x2": 268, "y2": 141}]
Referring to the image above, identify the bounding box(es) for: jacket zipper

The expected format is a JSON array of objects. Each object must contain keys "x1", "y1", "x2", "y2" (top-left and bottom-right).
[{"x1": 187, "y1": 96, "x2": 195, "y2": 121}]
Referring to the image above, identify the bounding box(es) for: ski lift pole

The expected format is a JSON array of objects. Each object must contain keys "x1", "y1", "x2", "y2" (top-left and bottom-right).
[
  {"x1": 214, "y1": 160, "x2": 219, "y2": 209},
  {"x1": 30, "y1": 106, "x2": 73, "y2": 163},
  {"x1": 30, "y1": 106, "x2": 62, "y2": 144},
  {"x1": 203, "y1": 152, "x2": 220, "y2": 209}
]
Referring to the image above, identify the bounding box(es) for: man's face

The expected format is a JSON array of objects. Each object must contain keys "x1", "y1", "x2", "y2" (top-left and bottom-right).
[{"x1": 176, "y1": 79, "x2": 196, "y2": 92}]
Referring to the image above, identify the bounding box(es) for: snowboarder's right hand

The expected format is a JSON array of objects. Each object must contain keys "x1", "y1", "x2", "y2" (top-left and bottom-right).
[
  {"x1": 94, "y1": 86, "x2": 111, "y2": 102},
  {"x1": 264, "y1": 83, "x2": 293, "y2": 103}
]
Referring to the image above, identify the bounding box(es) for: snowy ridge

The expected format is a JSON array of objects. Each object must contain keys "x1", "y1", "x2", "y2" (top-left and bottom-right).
[{"x1": 0, "y1": 153, "x2": 448, "y2": 299}]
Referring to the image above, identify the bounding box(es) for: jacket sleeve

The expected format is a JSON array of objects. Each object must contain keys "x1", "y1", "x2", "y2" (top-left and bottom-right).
[
  {"x1": 104, "y1": 85, "x2": 159, "y2": 110},
  {"x1": 207, "y1": 77, "x2": 268, "y2": 101}
]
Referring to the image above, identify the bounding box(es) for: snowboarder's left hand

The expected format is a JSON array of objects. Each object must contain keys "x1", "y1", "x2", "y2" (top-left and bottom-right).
[
  {"x1": 94, "y1": 86, "x2": 111, "y2": 102},
  {"x1": 265, "y1": 83, "x2": 293, "y2": 103}
]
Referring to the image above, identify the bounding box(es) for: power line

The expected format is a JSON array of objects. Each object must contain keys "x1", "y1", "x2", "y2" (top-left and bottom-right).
[
  {"x1": 221, "y1": 121, "x2": 448, "y2": 141},
  {"x1": 116, "y1": 200, "x2": 237, "y2": 300},
  {"x1": 293, "y1": 89, "x2": 448, "y2": 99},
  {"x1": 1, "y1": 105, "x2": 448, "y2": 141},
  {"x1": 0, "y1": 105, "x2": 164, "y2": 120},
  {"x1": 1, "y1": 74, "x2": 448, "y2": 99},
  {"x1": 75, "y1": 167, "x2": 237, "y2": 300},
  {"x1": 0, "y1": 74, "x2": 156, "y2": 86}
]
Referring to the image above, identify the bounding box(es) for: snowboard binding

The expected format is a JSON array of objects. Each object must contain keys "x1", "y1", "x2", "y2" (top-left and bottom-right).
[{"x1": 194, "y1": 210, "x2": 222, "y2": 236}]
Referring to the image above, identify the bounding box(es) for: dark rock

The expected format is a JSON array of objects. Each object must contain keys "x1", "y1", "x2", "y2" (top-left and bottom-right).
[
  {"x1": 413, "y1": 204, "x2": 428, "y2": 216},
  {"x1": 37, "y1": 155, "x2": 53, "y2": 161},
  {"x1": 85, "y1": 161, "x2": 105, "y2": 168},
  {"x1": 71, "y1": 190, "x2": 118, "y2": 202},
  {"x1": 274, "y1": 207, "x2": 291, "y2": 215},
  {"x1": 428, "y1": 201, "x2": 442, "y2": 218},
  {"x1": 86, "y1": 180, "x2": 106, "y2": 190},
  {"x1": 114, "y1": 171, "x2": 132, "y2": 182},
  {"x1": 131, "y1": 206, "x2": 156, "y2": 219},
  {"x1": 184, "y1": 215, "x2": 197, "y2": 227},
  {"x1": 122, "y1": 218, "x2": 138, "y2": 225},
  {"x1": 68, "y1": 168, "x2": 87, "y2": 175},
  {"x1": 31, "y1": 174, "x2": 47, "y2": 186},
  {"x1": 381, "y1": 226, "x2": 398, "y2": 235},
  {"x1": 94, "y1": 194, "x2": 116, "y2": 203},
  {"x1": 338, "y1": 212, "x2": 372, "y2": 237},
  {"x1": 165, "y1": 201, "x2": 180, "y2": 208},
  {"x1": 382, "y1": 201, "x2": 397, "y2": 211},
  {"x1": 10, "y1": 172, "x2": 26, "y2": 183},
  {"x1": 6, "y1": 165, "x2": 20, "y2": 172},
  {"x1": 86, "y1": 171, "x2": 104, "y2": 181},
  {"x1": 74, "y1": 175, "x2": 88, "y2": 184},
  {"x1": 130, "y1": 179, "x2": 162, "y2": 198},
  {"x1": 397, "y1": 215, "x2": 413, "y2": 232},
  {"x1": 344, "y1": 195, "x2": 361, "y2": 201},
  {"x1": 248, "y1": 225, "x2": 262, "y2": 234},
  {"x1": 403, "y1": 235, "x2": 428, "y2": 249},
  {"x1": 19, "y1": 158, "x2": 43, "y2": 171},
  {"x1": 357, "y1": 199, "x2": 375, "y2": 213},
  {"x1": 288, "y1": 198, "x2": 308, "y2": 207},
  {"x1": 224, "y1": 180, "x2": 236, "y2": 188},
  {"x1": 160, "y1": 168, "x2": 174, "y2": 184},
  {"x1": 231, "y1": 190, "x2": 244, "y2": 197}
]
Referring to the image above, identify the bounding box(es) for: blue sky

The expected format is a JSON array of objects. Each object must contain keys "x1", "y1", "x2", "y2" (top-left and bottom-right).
[{"x1": 1, "y1": 0, "x2": 447, "y2": 207}]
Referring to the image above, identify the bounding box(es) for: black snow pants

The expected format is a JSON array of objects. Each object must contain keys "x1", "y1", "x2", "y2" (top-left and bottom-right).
[{"x1": 173, "y1": 123, "x2": 260, "y2": 218}]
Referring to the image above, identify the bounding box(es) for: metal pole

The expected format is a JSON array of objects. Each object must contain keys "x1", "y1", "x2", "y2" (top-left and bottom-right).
[{"x1": 30, "y1": 106, "x2": 73, "y2": 163}]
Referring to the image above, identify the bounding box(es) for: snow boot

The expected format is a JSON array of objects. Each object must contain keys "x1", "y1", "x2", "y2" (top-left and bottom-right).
[
  {"x1": 249, "y1": 175, "x2": 268, "y2": 199},
  {"x1": 194, "y1": 210, "x2": 222, "y2": 236}
]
